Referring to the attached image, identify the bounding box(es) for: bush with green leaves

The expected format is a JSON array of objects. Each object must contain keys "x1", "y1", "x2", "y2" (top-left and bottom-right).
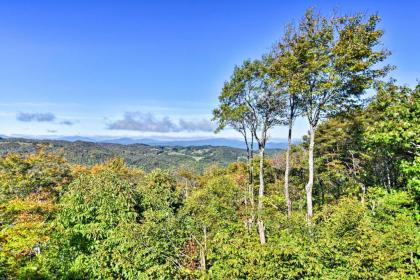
[{"x1": 0, "y1": 151, "x2": 71, "y2": 279}]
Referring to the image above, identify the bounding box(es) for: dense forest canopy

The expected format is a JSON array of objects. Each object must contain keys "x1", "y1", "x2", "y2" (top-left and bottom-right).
[
  {"x1": 1, "y1": 8, "x2": 419, "y2": 279},
  {"x1": 0, "y1": 138, "x2": 260, "y2": 173}
]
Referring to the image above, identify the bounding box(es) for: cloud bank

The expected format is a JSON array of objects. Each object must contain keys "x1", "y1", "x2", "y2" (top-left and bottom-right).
[
  {"x1": 16, "y1": 112, "x2": 56, "y2": 122},
  {"x1": 108, "y1": 112, "x2": 215, "y2": 132}
]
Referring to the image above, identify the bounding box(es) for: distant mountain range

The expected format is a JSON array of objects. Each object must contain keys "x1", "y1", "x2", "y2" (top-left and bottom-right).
[
  {"x1": 0, "y1": 137, "x2": 285, "y2": 172},
  {"x1": 98, "y1": 137, "x2": 293, "y2": 149},
  {"x1": 0, "y1": 135, "x2": 298, "y2": 149}
]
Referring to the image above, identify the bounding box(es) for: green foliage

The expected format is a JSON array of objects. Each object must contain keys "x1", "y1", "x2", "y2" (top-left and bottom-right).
[
  {"x1": 38, "y1": 167, "x2": 189, "y2": 279},
  {"x1": 314, "y1": 195, "x2": 418, "y2": 278},
  {"x1": 401, "y1": 156, "x2": 420, "y2": 200},
  {"x1": 0, "y1": 151, "x2": 71, "y2": 279},
  {"x1": 364, "y1": 83, "x2": 419, "y2": 150},
  {"x1": 307, "y1": 81, "x2": 419, "y2": 206},
  {"x1": 251, "y1": 155, "x2": 276, "y2": 185},
  {"x1": 312, "y1": 110, "x2": 365, "y2": 202},
  {"x1": 273, "y1": 10, "x2": 391, "y2": 129},
  {"x1": 0, "y1": 146, "x2": 418, "y2": 279},
  {"x1": 1, "y1": 7, "x2": 419, "y2": 280},
  {"x1": 363, "y1": 82, "x2": 419, "y2": 192},
  {"x1": 0, "y1": 150, "x2": 71, "y2": 198},
  {"x1": 138, "y1": 169, "x2": 181, "y2": 212},
  {"x1": 40, "y1": 169, "x2": 140, "y2": 279},
  {"x1": 134, "y1": 170, "x2": 186, "y2": 279},
  {"x1": 184, "y1": 175, "x2": 242, "y2": 230}
]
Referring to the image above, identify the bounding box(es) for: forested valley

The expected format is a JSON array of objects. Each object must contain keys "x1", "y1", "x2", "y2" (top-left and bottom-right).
[
  {"x1": 0, "y1": 138, "x2": 255, "y2": 173},
  {"x1": 1, "y1": 8, "x2": 419, "y2": 279}
]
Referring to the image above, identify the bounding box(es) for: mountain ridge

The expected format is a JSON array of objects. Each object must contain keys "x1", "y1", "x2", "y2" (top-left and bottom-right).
[
  {"x1": 0, "y1": 135, "x2": 297, "y2": 149},
  {"x1": 0, "y1": 137, "x2": 283, "y2": 172}
]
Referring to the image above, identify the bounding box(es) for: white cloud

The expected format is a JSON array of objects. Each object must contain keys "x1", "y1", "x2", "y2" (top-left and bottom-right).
[{"x1": 108, "y1": 112, "x2": 215, "y2": 132}]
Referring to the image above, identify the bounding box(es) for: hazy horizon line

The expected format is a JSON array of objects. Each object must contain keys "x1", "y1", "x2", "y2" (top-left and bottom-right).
[{"x1": 0, "y1": 133, "x2": 302, "y2": 142}]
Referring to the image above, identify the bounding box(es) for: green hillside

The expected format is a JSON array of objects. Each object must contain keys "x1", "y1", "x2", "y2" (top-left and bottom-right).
[{"x1": 0, "y1": 138, "x2": 257, "y2": 172}]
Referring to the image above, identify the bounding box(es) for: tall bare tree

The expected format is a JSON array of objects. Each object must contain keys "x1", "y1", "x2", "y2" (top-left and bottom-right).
[
  {"x1": 213, "y1": 73, "x2": 256, "y2": 229},
  {"x1": 277, "y1": 9, "x2": 392, "y2": 222},
  {"x1": 270, "y1": 28, "x2": 303, "y2": 218},
  {"x1": 214, "y1": 57, "x2": 287, "y2": 244}
]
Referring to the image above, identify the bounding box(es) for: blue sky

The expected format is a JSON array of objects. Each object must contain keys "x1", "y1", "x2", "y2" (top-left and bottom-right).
[{"x1": 0, "y1": 0, "x2": 419, "y2": 140}]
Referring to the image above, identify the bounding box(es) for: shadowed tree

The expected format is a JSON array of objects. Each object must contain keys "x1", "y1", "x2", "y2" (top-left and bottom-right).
[{"x1": 363, "y1": 81, "x2": 420, "y2": 197}]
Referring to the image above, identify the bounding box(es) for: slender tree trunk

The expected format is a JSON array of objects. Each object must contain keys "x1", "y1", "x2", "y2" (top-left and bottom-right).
[
  {"x1": 257, "y1": 146, "x2": 266, "y2": 244},
  {"x1": 248, "y1": 138, "x2": 255, "y2": 232},
  {"x1": 245, "y1": 144, "x2": 250, "y2": 206},
  {"x1": 244, "y1": 134, "x2": 255, "y2": 232},
  {"x1": 386, "y1": 163, "x2": 391, "y2": 190},
  {"x1": 243, "y1": 133, "x2": 250, "y2": 205},
  {"x1": 284, "y1": 120, "x2": 293, "y2": 218},
  {"x1": 200, "y1": 226, "x2": 207, "y2": 271},
  {"x1": 305, "y1": 125, "x2": 315, "y2": 223},
  {"x1": 361, "y1": 184, "x2": 366, "y2": 204},
  {"x1": 351, "y1": 152, "x2": 365, "y2": 204},
  {"x1": 185, "y1": 178, "x2": 189, "y2": 198},
  {"x1": 250, "y1": 137, "x2": 254, "y2": 205}
]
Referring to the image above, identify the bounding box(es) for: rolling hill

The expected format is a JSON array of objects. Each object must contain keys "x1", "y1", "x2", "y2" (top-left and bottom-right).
[{"x1": 0, "y1": 137, "x2": 281, "y2": 172}]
